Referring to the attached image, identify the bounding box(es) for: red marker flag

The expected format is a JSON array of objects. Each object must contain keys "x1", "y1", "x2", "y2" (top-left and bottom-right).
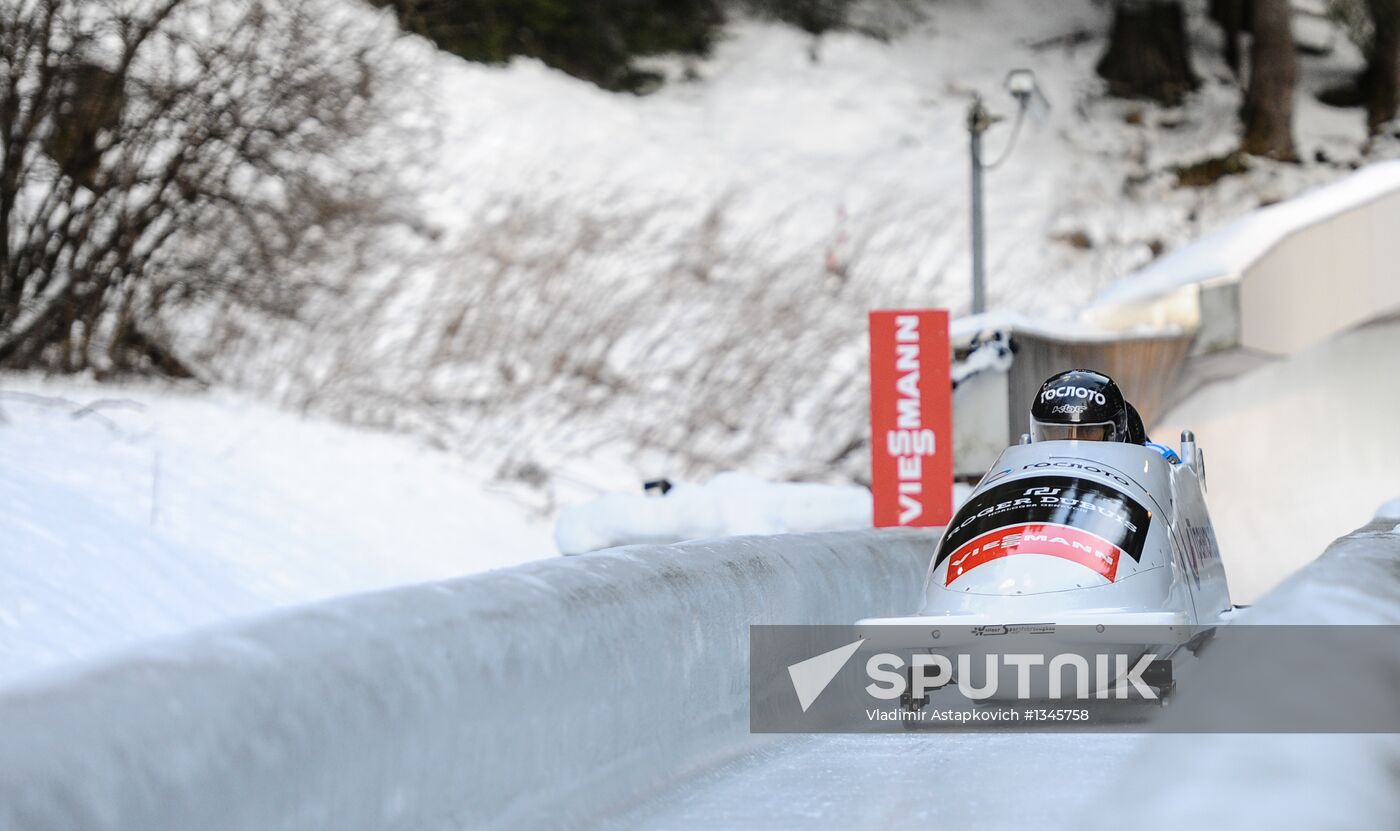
[{"x1": 869, "y1": 310, "x2": 953, "y2": 527}]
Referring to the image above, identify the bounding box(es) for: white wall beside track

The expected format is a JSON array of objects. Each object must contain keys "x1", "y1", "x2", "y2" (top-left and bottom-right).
[
  {"x1": 0, "y1": 530, "x2": 933, "y2": 831},
  {"x1": 1155, "y1": 316, "x2": 1400, "y2": 603}
]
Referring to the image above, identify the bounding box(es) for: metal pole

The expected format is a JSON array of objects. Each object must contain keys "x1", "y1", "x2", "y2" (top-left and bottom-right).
[{"x1": 967, "y1": 96, "x2": 989, "y2": 315}]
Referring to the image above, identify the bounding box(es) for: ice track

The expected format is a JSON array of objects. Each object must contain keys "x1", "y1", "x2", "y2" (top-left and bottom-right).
[{"x1": 608, "y1": 733, "x2": 1139, "y2": 830}]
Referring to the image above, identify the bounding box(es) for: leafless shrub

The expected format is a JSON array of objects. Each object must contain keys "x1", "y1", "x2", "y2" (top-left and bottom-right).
[
  {"x1": 0, "y1": 0, "x2": 409, "y2": 375},
  {"x1": 232, "y1": 185, "x2": 951, "y2": 500}
]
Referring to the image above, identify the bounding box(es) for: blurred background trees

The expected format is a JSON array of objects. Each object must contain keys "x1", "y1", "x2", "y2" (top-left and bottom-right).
[
  {"x1": 1319, "y1": 0, "x2": 1400, "y2": 131},
  {"x1": 1097, "y1": 0, "x2": 1199, "y2": 105},
  {"x1": 374, "y1": 0, "x2": 1400, "y2": 143},
  {"x1": 370, "y1": 0, "x2": 724, "y2": 92},
  {"x1": 1242, "y1": 0, "x2": 1299, "y2": 159},
  {"x1": 370, "y1": 0, "x2": 905, "y2": 91},
  {"x1": 1096, "y1": 0, "x2": 1300, "y2": 157},
  {"x1": 1365, "y1": 0, "x2": 1400, "y2": 130},
  {"x1": 1094, "y1": 0, "x2": 1400, "y2": 157}
]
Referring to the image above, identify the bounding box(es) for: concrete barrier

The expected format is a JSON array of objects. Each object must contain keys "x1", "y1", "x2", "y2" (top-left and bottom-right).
[
  {"x1": 1090, "y1": 518, "x2": 1400, "y2": 830},
  {"x1": 0, "y1": 529, "x2": 936, "y2": 831}
]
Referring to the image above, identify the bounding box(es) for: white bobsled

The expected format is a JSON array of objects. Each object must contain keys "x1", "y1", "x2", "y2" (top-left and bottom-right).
[{"x1": 856, "y1": 433, "x2": 1232, "y2": 693}]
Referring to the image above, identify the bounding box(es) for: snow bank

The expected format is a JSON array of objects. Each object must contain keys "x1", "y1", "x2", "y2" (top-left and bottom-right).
[
  {"x1": 0, "y1": 528, "x2": 935, "y2": 831},
  {"x1": 1153, "y1": 317, "x2": 1400, "y2": 603},
  {"x1": 0, "y1": 379, "x2": 552, "y2": 687},
  {"x1": 554, "y1": 472, "x2": 872, "y2": 554},
  {"x1": 1375, "y1": 497, "x2": 1400, "y2": 521}
]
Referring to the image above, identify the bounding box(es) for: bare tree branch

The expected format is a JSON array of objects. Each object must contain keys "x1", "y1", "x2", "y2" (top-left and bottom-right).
[{"x1": 0, "y1": 0, "x2": 408, "y2": 374}]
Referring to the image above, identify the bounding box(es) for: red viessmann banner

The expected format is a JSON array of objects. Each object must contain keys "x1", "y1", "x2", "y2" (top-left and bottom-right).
[{"x1": 869, "y1": 310, "x2": 953, "y2": 527}]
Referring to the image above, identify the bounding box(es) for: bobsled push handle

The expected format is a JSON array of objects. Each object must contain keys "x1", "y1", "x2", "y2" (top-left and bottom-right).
[{"x1": 1179, "y1": 430, "x2": 1204, "y2": 487}]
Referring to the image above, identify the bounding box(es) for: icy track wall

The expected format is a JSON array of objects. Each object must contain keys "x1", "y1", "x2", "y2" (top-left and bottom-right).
[
  {"x1": 0, "y1": 529, "x2": 935, "y2": 831},
  {"x1": 1091, "y1": 516, "x2": 1400, "y2": 830}
]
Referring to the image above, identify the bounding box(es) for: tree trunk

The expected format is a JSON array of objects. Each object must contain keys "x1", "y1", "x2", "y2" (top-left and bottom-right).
[
  {"x1": 1368, "y1": 0, "x2": 1400, "y2": 133},
  {"x1": 1209, "y1": 0, "x2": 1251, "y2": 76},
  {"x1": 1097, "y1": 0, "x2": 1199, "y2": 106},
  {"x1": 1241, "y1": 0, "x2": 1297, "y2": 160}
]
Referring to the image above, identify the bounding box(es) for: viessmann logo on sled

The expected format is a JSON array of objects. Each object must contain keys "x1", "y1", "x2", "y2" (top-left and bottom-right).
[
  {"x1": 943, "y1": 522, "x2": 1127, "y2": 583},
  {"x1": 935, "y1": 474, "x2": 1151, "y2": 585}
]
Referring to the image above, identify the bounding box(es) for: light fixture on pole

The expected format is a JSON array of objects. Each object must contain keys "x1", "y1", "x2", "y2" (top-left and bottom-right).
[{"x1": 966, "y1": 68, "x2": 1049, "y2": 315}]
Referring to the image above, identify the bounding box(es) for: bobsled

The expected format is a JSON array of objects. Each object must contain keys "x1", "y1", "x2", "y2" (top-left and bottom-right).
[{"x1": 856, "y1": 432, "x2": 1232, "y2": 698}]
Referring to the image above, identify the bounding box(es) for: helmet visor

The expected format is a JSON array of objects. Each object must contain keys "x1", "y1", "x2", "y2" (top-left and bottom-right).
[{"x1": 1031, "y1": 419, "x2": 1118, "y2": 443}]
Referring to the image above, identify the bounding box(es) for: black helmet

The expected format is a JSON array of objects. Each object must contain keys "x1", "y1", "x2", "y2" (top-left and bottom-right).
[{"x1": 1029, "y1": 369, "x2": 1129, "y2": 443}]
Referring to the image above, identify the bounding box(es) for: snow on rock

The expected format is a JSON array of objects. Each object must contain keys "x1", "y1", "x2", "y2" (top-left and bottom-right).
[
  {"x1": 952, "y1": 335, "x2": 1014, "y2": 386},
  {"x1": 1375, "y1": 497, "x2": 1400, "y2": 521},
  {"x1": 1155, "y1": 317, "x2": 1400, "y2": 604},
  {"x1": 0, "y1": 378, "x2": 553, "y2": 687}
]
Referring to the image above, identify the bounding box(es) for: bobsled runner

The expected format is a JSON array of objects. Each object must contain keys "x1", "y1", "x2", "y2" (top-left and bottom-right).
[{"x1": 856, "y1": 432, "x2": 1232, "y2": 700}]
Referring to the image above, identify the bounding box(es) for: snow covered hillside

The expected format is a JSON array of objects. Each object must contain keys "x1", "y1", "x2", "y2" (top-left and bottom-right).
[
  {"x1": 201, "y1": 0, "x2": 1389, "y2": 499},
  {"x1": 5, "y1": 0, "x2": 1392, "y2": 686},
  {"x1": 0, "y1": 378, "x2": 552, "y2": 687}
]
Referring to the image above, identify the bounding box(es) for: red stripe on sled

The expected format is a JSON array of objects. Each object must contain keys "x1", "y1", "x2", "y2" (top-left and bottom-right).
[{"x1": 943, "y1": 522, "x2": 1123, "y2": 585}]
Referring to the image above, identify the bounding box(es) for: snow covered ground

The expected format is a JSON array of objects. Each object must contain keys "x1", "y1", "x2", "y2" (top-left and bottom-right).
[
  {"x1": 0, "y1": 377, "x2": 554, "y2": 687},
  {"x1": 555, "y1": 473, "x2": 874, "y2": 554},
  {"x1": 1156, "y1": 316, "x2": 1400, "y2": 603},
  {"x1": 400, "y1": 0, "x2": 1373, "y2": 317}
]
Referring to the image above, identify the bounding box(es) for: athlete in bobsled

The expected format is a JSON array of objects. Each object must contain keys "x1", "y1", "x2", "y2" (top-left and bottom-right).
[
  {"x1": 1030, "y1": 369, "x2": 1180, "y2": 463},
  {"x1": 856, "y1": 368, "x2": 1233, "y2": 700}
]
